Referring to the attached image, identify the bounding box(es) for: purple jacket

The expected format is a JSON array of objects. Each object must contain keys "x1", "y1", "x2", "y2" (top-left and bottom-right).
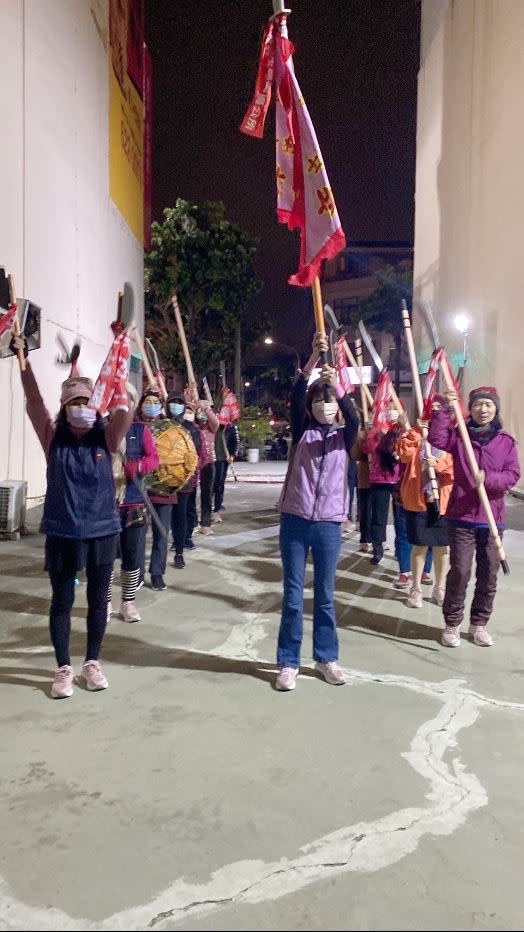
[
  {"x1": 277, "y1": 372, "x2": 359, "y2": 522},
  {"x1": 428, "y1": 408, "x2": 520, "y2": 526},
  {"x1": 362, "y1": 428, "x2": 401, "y2": 485}
]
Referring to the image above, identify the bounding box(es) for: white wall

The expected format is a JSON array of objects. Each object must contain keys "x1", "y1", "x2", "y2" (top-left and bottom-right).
[
  {"x1": 414, "y1": 0, "x2": 524, "y2": 459},
  {"x1": 0, "y1": 0, "x2": 143, "y2": 500}
]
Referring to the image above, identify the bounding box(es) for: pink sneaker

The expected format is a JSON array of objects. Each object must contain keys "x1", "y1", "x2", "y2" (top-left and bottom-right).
[
  {"x1": 82, "y1": 660, "x2": 109, "y2": 691},
  {"x1": 432, "y1": 585, "x2": 445, "y2": 607},
  {"x1": 421, "y1": 572, "x2": 433, "y2": 586},
  {"x1": 407, "y1": 587, "x2": 423, "y2": 609},
  {"x1": 51, "y1": 664, "x2": 74, "y2": 699},
  {"x1": 442, "y1": 625, "x2": 461, "y2": 648},
  {"x1": 469, "y1": 625, "x2": 493, "y2": 647},
  {"x1": 315, "y1": 661, "x2": 347, "y2": 685},
  {"x1": 275, "y1": 667, "x2": 299, "y2": 691},
  {"x1": 120, "y1": 600, "x2": 141, "y2": 622},
  {"x1": 394, "y1": 573, "x2": 411, "y2": 589}
]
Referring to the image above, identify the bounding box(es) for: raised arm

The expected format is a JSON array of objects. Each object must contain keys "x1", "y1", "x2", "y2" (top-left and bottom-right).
[{"x1": 21, "y1": 363, "x2": 56, "y2": 458}]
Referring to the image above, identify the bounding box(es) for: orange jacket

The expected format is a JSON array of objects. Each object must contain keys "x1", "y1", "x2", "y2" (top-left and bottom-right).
[
  {"x1": 396, "y1": 427, "x2": 454, "y2": 514},
  {"x1": 350, "y1": 430, "x2": 370, "y2": 490}
]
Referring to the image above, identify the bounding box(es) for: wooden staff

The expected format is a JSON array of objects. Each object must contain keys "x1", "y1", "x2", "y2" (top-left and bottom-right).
[
  {"x1": 440, "y1": 353, "x2": 509, "y2": 574},
  {"x1": 171, "y1": 294, "x2": 198, "y2": 402},
  {"x1": 7, "y1": 275, "x2": 26, "y2": 372},
  {"x1": 354, "y1": 337, "x2": 370, "y2": 419},
  {"x1": 401, "y1": 302, "x2": 439, "y2": 508},
  {"x1": 311, "y1": 276, "x2": 331, "y2": 401}
]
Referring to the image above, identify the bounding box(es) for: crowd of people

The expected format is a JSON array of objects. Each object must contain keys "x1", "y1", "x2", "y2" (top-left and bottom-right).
[{"x1": 10, "y1": 329, "x2": 521, "y2": 698}]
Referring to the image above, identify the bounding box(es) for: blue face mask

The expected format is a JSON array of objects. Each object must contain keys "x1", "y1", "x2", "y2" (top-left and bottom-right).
[
  {"x1": 142, "y1": 402, "x2": 162, "y2": 418},
  {"x1": 169, "y1": 402, "x2": 185, "y2": 417}
]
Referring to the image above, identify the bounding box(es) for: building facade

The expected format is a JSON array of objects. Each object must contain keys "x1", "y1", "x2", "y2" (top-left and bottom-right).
[
  {"x1": 414, "y1": 0, "x2": 524, "y2": 459},
  {"x1": 0, "y1": 0, "x2": 145, "y2": 500}
]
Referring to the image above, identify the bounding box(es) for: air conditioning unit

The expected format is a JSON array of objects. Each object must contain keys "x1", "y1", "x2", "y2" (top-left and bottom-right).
[{"x1": 0, "y1": 480, "x2": 27, "y2": 535}]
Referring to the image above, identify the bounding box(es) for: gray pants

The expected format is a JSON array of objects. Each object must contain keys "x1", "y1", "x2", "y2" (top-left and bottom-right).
[{"x1": 443, "y1": 524, "x2": 501, "y2": 628}]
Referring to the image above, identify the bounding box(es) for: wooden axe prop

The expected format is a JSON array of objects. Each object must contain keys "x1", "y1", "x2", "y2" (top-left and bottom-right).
[
  {"x1": 324, "y1": 303, "x2": 374, "y2": 410},
  {"x1": 358, "y1": 319, "x2": 408, "y2": 426},
  {"x1": 145, "y1": 337, "x2": 168, "y2": 401}
]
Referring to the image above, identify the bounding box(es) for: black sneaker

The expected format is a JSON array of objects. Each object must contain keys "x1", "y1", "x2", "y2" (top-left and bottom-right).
[
  {"x1": 170, "y1": 542, "x2": 176, "y2": 551},
  {"x1": 136, "y1": 575, "x2": 145, "y2": 591},
  {"x1": 151, "y1": 575, "x2": 167, "y2": 591},
  {"x1": 185, "y1": 539, "x2": 196, "y2": 550},
  {"x1": 173, "y1": 554, "x2": 186, "y2": 569}
]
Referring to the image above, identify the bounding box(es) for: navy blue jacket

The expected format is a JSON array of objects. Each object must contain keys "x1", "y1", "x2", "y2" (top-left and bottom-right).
[{"x1": 42, "y1": 416, "x2": 121, "y2": 539}]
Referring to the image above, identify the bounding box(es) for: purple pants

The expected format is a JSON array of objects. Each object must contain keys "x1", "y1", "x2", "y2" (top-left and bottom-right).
[{"x1": 443, "y1": 525, "x2": 501, "y2": 628}]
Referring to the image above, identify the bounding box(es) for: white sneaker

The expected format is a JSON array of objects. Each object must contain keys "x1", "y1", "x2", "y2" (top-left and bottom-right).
[
  {"x1": 275, "y1": 667, "x2": 299, "y2": 691},
  {"x1": 211, "y1": 513, "x2": 223, "y2": 523},
  {"x1": 442, "y1": 625, "x2": 461, "y2": 648},
  {"x1": 51, "y1": 665, "x2": 74, "y2": 699},
  {"x1": 82, "y1": 660, "x2": 109, "y2": 691},
  {"x1": 199, "y1": 526, "x2": 214, "y2": 536},
  {"x1": 407, "y1": 587, "x2": 423, "y2": 609},
  {"x1": 469, "y1": 624, "x2": 493, "y2": 646},
  {"x1": 120, "y1": 600, "x2": 141, "y2": 622},
  {"x1": 107, "y1": 602, "x2": 113, "y2": 622},
  {"x1": 315, "y1": 661, "x2": 347, "y2": 685}
]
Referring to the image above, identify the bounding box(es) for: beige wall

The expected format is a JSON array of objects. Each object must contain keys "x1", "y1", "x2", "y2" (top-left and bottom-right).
[
  {"x1": 0, "y1": 0, "x2": 144, "y2": 500},
  {"x1": 414, "y1": 0, "x2": 524, "y2": 461}
]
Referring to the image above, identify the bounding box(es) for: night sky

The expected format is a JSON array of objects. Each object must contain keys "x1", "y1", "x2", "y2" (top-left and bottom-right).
[{"x1": 145, "y1": 0, "x2": 420, "y2": 355}]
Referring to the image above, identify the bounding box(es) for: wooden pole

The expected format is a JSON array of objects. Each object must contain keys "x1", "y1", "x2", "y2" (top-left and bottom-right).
[
  {"x1": 401, "y1": 302, "x2": 439, "y2": 507},
  {"x1": 440, "y1": 353, "x2": 509, "y2": 574},
  {"x1": 131, "y1": 326, "x2": 160, "y2": 395},
  {"x1": 7, "y1": 275, "x2": 26, "y2": 372},
  {"x1": 311, "y1": 276, "x2": 331, "y2": 400},
  {"x1": 171, "y1": 294, "x2": 198, "y2": 402},
  {"x1": 345, "y1": 338, "x2": 374, "y2": 408}
]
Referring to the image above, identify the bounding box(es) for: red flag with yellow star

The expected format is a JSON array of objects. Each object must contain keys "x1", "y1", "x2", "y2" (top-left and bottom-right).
[{"x1": 241, "y1": 13, "x2": 346, "y2": 287}]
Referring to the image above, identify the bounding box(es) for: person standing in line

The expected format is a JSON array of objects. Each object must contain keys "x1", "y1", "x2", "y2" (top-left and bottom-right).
[
  {"x1": 351, "y1": 417, "x2": 372, "y2": 553},
  {"x1": 12, "y1": 334, "x2": 132, "y2": 698},
  {"x1": 166, "y1": 393, "x2": 201, "y2": 568},
  {"x1": 137, "y1": 390, "x2": 177, "y2": 591},
  {"x1": 110, "y1": 383, "x2": 159, "y2": 620},
  {"x1": 195, "y1": 400, "x2": 219, "y2": 536},
  {"x1": 428, "y1": 386, "x2": 520, "y2": 647},
  {"x1": 275, "y1": 333, "x2": 359, "y2": 692},
  {"x1": 362, "y1": 407, "x2": 404, "y2": 565},
  {"x1": 396, "y1": 395, "x2": 453, "y2": 606},
  {"x1": 213, "y1": 417, "x2": 239, "y2": 522}
]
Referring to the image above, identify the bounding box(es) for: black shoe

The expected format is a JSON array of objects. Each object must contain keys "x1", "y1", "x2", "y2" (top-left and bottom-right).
[
  {"x1": 136, "y1": 575, "x2": 145, "y2": 591},
  {"x1": 151, "y1": 575, "x2": 167, "y2": 591},
  {"x1": 185, "y1": 539, "x2": 196, "y2": 550},
  {"x1": 170, "y1": 542, "x2": 176, "y2": 551},
  {"x1": 173, "y1": 554, "x2": 185, "y2": 569}
]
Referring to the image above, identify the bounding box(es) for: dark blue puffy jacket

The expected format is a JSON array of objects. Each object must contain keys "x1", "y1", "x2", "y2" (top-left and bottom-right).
[{"x1": 42, "y1": 416, "x2": 121, "y2": 540}]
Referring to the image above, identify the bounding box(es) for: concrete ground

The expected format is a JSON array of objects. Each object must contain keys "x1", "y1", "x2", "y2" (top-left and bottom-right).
[{"x1": 1, "y1": 471, "x2": 524, "y2": 932}]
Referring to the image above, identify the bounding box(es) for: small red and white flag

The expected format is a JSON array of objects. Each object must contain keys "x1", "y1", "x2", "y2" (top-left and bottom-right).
[
  {"x1": 89, "y1": 329, "x2": 130, "y2": 414},
  {"x1": 241, "y1": 14, "x2": 346, "y2": 287},
  {"x1": 422, "y1": 347, "x2": 466, "y2": 419},
  {"x1": 219, "y1": 390, "x2": 241, "y2": 425},
  {"x1": 335, "y1": 338, "x2": 354, "y2": 395},
  {"x1": 372, "y1": 370, "x2": 395, "y2": 430},
  {"x1": 0, "y1": 304, "x2": 18, "y2": 339}
]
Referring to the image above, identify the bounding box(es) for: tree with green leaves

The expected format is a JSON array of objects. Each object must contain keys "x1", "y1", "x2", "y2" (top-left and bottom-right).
[
  {"x1": 145, "y1": 199, "x2": 264, "y2": 389},
  {"x1": 350, "y1": 261, "x2": 413, "y2": 393}
]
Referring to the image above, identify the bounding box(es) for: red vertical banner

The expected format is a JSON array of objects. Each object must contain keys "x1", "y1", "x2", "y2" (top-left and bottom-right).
[
  {"x1": 143, "y1": 43, "x2": 153, "y2": 250},
  {"x1": 126, "y1": 0, "x2": 144, "y2": 92}
]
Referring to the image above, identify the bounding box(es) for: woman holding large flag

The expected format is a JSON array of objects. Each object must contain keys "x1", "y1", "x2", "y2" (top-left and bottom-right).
[
  {"x1": 275, "y1": 333, "x2": 359, "y2": 691},
  {"x1": 11, "y1": 334, "x2": 133, "y2": 698}
]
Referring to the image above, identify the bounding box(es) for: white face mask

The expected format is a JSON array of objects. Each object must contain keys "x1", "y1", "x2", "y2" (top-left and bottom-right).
[
  {"x1": 389, "y1": 409, "x2": 400, "y2": 424},
  {"x1": 311, "y1": 399, "x2": 338, "y2": 425},
  {"x1": 66, "y1": 405, "x2": 97, "y2": 430},
  {"x1": 184, "y1": 409, "x2": 195, "y2": 422}
]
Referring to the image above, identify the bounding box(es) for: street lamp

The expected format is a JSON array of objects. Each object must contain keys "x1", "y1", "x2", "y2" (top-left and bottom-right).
[
  {"x1": 244, "y1": 381, "x2": 251, "y2": 387},
  {"x1": 262, "y1": 335, "x2": 300, "y2": 369},
  {"x1": 454, "y1": 312, "x2": 470, "y2": 366}
]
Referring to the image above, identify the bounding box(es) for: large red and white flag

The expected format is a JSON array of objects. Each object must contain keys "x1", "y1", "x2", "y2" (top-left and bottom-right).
[
  {"x1": 335, "y1": 338, "x2": 354, "y2": 395},
  {"x1": 89, "y1": 330, "x2": 130, "y2": 414},
  {"x1": 0, "y1": 304, "x2": 18, "y2": 338},
  {"x1": 240, "y1": 14, "x2": 346, "y2": 286}
]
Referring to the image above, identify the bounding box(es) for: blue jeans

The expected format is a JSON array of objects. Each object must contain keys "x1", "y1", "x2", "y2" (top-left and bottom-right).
[
  {"x1": 277, "y1": 512, "x2": 341, "y2": 668},
  {"x1": 393, "y1": 505, "x2": 432, "y2": 575}
]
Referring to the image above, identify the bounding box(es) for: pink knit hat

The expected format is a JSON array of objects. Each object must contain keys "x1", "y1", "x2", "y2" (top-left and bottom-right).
[{"x1": 60, "y1": 376, "x2": 93, "y2": 406}]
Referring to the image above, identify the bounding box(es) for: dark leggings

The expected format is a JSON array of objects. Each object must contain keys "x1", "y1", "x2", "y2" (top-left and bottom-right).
[{"x1": 49, "y1": 561, "x2": 113, "y2": 667}]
